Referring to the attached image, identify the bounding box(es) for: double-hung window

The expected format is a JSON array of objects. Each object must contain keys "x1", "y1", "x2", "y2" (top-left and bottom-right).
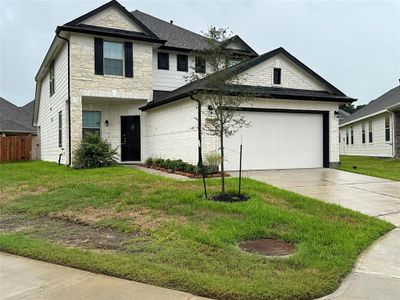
[
  {"x1": 104, "y1": 41, "x2": 124, "y2": 76},
  {"x1": 82, "y1": 111, "x2": 101, "y2": 136},
  {"x1": 385, "y1": 115, "x2": 391, "y2": 141},
  {"x1": 50, "y1": 63, "x2": 55, "y2": 97},
  {"x1": 346, "y1": 128, "x2": 349, "y2": 145},
  {"x1": 195, "y1": 57, "x2": 206, "y2": 73},
  {"x1": 58, "y1": 111, "x2": 62, "y2": 147},
  {"x1": 177, "y1": 54, "x2": 188, "y2": 72},
  {"x1": 368, "y1": 120, "x2": 373, "y2": 143},
  {"x1": 362, "y1": 123, "x2": 366, "y2": 144},
  {"x1": 158, "y1": 52, "x2": 169, "y2": 70}
]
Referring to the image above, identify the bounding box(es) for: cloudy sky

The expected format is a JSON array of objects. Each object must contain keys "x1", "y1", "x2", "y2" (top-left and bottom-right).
[{"x1": 1, "y1": 0, "x2": 399, "y2": 106}]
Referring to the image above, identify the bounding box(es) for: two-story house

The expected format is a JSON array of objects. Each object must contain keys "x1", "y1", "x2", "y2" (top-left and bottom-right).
[{"x1": 33, "y1": 0, "x2": 355, "y2": 170}]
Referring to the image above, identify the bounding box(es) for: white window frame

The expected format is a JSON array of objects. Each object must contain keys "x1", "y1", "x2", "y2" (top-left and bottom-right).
[
  {"x1": 103, "y1": 41, "x2": 124, "y2": 76},
  {"x1": 82, "y1": 111, "x2": 101, "y2": 136}
]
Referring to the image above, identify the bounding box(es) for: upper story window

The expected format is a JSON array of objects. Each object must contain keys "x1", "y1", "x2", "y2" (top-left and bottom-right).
[
  {"x1": 50, "y1": 63, "x2": 55, "y2": 97},
  {"x1": 82, "y1": 111, "x2": 101, "y2": 136},
  {"x1": 195, "y1": 57, "x2": 206, "y2": 73},
  {"x1": 385, "y1": 115, "x2": 391, "y2": 141},
  {"x1": 368, "y1": 120, "x2": 373, "y2": 143},
  {"x1": 103, "y1": 41, "x2": 124, "y2": 76},
  {"x1": 362, "y1": 123, "x2": 366, "y2": 144},
  {"x1": 177, "y1": 54, "x2": 188, "y2": 72},
  {"x1": 158, "y1": 52, "x2": 169, "y2": 70},
  {"x1": 273, "y1": 68, "x2": 281, "y2": 85}
]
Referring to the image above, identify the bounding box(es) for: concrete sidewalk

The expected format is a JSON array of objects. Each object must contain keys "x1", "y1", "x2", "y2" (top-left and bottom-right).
[{"x1": 0, "y1": 252, "x2": 211, "y2": 300}]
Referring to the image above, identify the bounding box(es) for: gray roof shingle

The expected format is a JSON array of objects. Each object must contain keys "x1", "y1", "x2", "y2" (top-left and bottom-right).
[
  {"x1": 131, "y1": 10, "x2": 210, "y2": 51},
  {"x1": 0, "y1": 98, "x2": 36, "y2": 134},
  {"x1": 340, "y1": 85, "x2": 400, "y2": 125}
]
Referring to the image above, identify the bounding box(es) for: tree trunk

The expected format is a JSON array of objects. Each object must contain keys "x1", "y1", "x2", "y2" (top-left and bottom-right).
[{"x1": 220, "y1": 122, "x2": 225, "y2": 194}]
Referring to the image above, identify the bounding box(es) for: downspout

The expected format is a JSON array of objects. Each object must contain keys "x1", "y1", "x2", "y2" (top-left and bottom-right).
[{"x1": 56, "y1": 32, "x2": 71, "y2": 166}]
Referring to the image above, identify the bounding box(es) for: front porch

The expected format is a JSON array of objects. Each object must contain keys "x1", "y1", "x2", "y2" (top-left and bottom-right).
[{"x1": 71, "y1": 96, "x2": 147, "y2": 163}]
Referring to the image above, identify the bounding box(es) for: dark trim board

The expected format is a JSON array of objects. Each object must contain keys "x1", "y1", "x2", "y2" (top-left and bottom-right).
[{"x1": 225, "y1": 107, "x2": 330, "y2": 168}]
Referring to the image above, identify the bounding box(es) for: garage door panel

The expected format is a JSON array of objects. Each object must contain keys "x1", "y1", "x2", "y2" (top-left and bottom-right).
[{"x1": 225, "y1": 112, "x2": 323, "y2": 170}]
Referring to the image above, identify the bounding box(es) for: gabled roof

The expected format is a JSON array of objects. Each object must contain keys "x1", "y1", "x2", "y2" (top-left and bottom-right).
[
  {"x1": 65, "y1": 0, "x2": 159, "y2": 39},
  {"x1": 141, "y1": 47, "x2": 355, "y2": 111},
  {"x1": 0, "y1": 98, "x2": 36, "y2": 134},
  {"x1": 223, "y1": 35, "x2": 258, "y2": 57},
  {"x1": 340, "y1": 85, "x2": 400, "y2": 126}
]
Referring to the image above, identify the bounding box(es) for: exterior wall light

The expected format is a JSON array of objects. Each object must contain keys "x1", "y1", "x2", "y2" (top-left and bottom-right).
[{"x1": 105, "y1": 120, "x2": 110, "y2": 127}]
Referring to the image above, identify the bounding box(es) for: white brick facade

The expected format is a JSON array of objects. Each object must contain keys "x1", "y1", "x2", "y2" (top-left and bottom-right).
[
  {"x1": 237, "y1": 54, "x2": 330, "y2": 92},
  {"x1": 35, "y1": 2, "x2": 347, "y2": 169}
]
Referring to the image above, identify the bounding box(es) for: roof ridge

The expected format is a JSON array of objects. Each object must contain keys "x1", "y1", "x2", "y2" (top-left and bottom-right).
[{"x1": 131, "y1": 9, "x2": 206, "y2": 40}]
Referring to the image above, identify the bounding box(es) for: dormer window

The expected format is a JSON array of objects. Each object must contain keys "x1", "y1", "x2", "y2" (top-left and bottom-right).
[
  {"x1": 104, "y1": 41, "x2": 124, "y2": 76},
  {"x1": 273, "y1": 68, "x2": 281, "y2": 85},
  {"x1": 158, "y1": 52, "x2": 169, "y2": 70},
  {"x1": 177, "y1": 54, "x2": 188, "y2": 72},
  {"x1": 49, "y1": 63, "x2": 55, "y2": 97}
]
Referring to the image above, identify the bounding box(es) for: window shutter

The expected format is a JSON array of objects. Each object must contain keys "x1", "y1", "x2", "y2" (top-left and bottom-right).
[
  {"x1": 94, "y1": 38, "x2": 104, "y2": 75},
  {"x1": 124, "y1": 42, "x2": 133, "y2": 78}
]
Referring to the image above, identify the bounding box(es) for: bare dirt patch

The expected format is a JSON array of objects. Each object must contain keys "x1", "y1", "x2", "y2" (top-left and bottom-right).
[
  {"x1": 49, "y1": 206, "x2": 187, "y2": 231},
  {"x1": 239, "y1": 238, "x2": 296, "y2": 256},
  {"x1": 0, "y1": 214, "x2": 144, "y2": 252}
]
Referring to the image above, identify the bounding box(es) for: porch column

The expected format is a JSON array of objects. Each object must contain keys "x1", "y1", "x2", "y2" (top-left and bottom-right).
[{"x1": 70, "y1": 96, "x2": 82, "y2": 164}]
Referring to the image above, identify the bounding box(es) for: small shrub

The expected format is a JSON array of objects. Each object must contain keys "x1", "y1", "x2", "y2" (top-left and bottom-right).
[
  {"x1": 205, "y1": 151, "x2": 220, "y2": 173},
  {"x1": 73, "y1": 133, "x2": 118, "y2": 169},
  {"x1": 144, "y1": 157, "x2": 202, "y2": 174},
  {"x1": 145, "y1": 157, "x2": 154, "y2": 166}
]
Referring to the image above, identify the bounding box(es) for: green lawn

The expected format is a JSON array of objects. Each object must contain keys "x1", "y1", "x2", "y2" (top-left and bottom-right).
[
  {"x1": 0, "y1": 161, "x2": 393, "y2": 300},
  {"x1": 339, "y1": 155, "x2": 400, "y2": 181}
]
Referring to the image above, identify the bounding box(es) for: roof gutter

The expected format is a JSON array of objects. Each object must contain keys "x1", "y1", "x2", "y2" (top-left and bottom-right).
[
  {"x1": 339, "y1": 109, "x2": 389, "y2": 127},
  {"x1": 56, "y1": 31, "x2": 72, "y2": 166}
]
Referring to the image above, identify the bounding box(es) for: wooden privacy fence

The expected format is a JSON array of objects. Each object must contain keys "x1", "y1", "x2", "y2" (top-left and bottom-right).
[{"x1": 0, "y1": 136, "x2": 38, "y2": 162}]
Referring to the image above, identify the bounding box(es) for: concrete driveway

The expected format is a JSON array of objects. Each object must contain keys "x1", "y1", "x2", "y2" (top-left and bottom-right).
[{"x1": 232, "y1": 168, "x2": 400, "y2": 300}]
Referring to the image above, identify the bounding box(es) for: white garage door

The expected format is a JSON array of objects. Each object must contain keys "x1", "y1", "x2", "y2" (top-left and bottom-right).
[{"x1": 224, "y1": 111, "x2": 324, "y2": 170}]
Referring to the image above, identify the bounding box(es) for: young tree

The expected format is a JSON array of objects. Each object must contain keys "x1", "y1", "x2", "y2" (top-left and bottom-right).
[{"x1": 190, "y1": 27, "x2": 255, "y2": 195}]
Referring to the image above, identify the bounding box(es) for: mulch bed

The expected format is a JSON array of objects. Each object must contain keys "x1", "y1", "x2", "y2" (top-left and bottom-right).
[
  {"x1": 136, "y1": 164, "x2": 230, "y2": 178},
  {"x1": 239, "y1": 238, "x2": 296, "y2": 256},
  {"x1": 212, "y1": 193, "x2": 249, "y2": 203}
]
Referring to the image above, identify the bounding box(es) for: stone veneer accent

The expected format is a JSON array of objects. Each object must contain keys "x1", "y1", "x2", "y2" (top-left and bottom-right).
[
  {"x1": 80, "y1": 6, "x2": 144, "y2": 32},
  {"x1": 69, "y1": 33, "x2": 153, "y2": 161}
]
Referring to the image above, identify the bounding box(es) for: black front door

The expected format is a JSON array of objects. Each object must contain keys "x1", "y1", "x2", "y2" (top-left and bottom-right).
[{"x1": 121, "y1": 116, "x2": 141, "y2": 161}]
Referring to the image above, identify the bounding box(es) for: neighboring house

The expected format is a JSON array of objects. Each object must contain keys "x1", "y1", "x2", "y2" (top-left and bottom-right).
[
  {"x1": 339, "y1": 85, "x2": 400, "y2": 158},
  {"x1": 338, "y1": 109, "x2": 351, "y2": 122},
  {"x1": 0, "y1": 97, "x2": 36, "y2": 136},
  {"x1": 33, "y1": 0, "x2": 354, "y2": 170}
]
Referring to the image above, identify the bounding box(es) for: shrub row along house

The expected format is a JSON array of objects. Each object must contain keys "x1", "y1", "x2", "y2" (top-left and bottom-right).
[
  {"x1": 33, "y1": 0, "x2": 355, "y2": 170},
  {"x1": 339, "y1": 85, "x2": 400, "y2": 158}
]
